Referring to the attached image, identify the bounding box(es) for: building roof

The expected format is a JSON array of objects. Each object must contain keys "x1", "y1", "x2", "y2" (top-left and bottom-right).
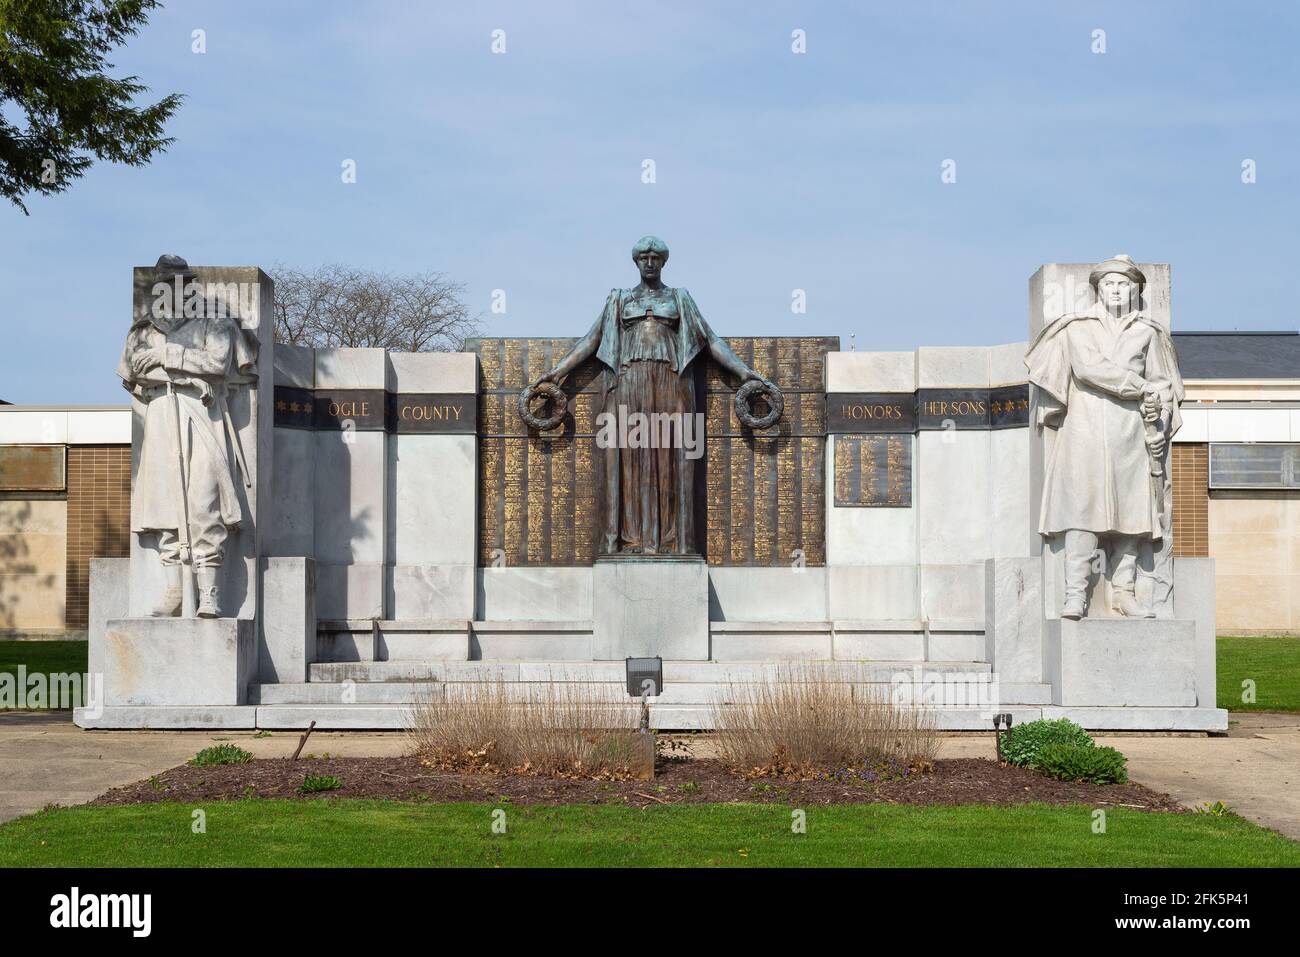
[{"x1": 1172, "y1": 331, "x2": 1300, "y2": 380}]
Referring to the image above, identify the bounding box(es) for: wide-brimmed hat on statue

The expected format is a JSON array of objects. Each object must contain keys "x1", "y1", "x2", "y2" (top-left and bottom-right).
[
  {"x1": 148, "y1": 254, "x2": 198, "y2": 282},
  {"x1": 1089, "y1": 253, "x2": 1146, "y2": 288}
]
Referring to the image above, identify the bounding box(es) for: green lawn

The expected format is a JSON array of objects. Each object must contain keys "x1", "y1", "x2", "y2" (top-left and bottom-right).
[
  {"x1": 1217, "y1": 636, "x2": 1300, "y2": 712},
  {"x1": 0, "y1": 640, "x2": 88, "y2": 709},
  {"x1": 1, "y1": 800, "x2": 1295, "y2": 867}
]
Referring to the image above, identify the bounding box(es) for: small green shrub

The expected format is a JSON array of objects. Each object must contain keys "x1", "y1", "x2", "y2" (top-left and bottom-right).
[
  {"x1": 298, "y1": 775, "x2": 341, "y2": 794},
  {"x1": 1034, "y1": 743, "x2": 1128, "y2": 784},
  {"x1": 1196, "y1": 800, "x2": 1232, "y2": 817},
  {"x1": 188, "y1": 744, "x2": 254, "y2": 767},
  {"x1": 1000, "y1": 718, "x2": 1093, "y2": 767}
]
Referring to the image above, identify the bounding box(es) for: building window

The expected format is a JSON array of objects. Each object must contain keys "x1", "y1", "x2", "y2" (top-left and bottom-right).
[
  {"x1": 1209, "y1": 443, "x2": 1300, "y2": 490},
  {"x1": 0, "y1": 445, "x2": 66, "y2": 491}
]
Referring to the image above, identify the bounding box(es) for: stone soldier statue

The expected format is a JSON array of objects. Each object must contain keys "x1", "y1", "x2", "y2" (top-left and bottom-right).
[
  {"x1": 1025, "y1": 255, "x2": 1184, "y2": 620},
  {"x1": 116, "y1": 255, "x2": 258, "y2": 617}
]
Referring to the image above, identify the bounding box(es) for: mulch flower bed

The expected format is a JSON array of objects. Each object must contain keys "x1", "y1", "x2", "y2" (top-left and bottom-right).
[{"x1": 90, "y1": 755, "x2": 1186, "y2": 812}]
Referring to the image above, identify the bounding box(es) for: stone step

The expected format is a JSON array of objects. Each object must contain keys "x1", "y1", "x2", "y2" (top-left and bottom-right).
[
  {"x1": 259, "y1": 675, "x2": 1035, "y2": 708},
  {"x1": 306, "y1": 659, "x2": 994, "y2": 684},
  {"x1": 73, "y1": 704, "x2": 1233, "y2": 733}
]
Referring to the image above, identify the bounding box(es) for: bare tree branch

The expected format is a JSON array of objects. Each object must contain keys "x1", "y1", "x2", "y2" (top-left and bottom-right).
[{"x1": 268, "y1": 263, "x2": 481, "y2": 352}]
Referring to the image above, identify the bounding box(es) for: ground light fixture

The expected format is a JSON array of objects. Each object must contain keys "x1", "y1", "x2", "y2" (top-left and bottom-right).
[{"x1": 626, "y1": 657, "x2": 663, "y2": 732}]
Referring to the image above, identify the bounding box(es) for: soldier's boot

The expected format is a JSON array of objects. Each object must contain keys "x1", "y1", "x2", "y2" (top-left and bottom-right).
[
  {"x1": 150, "y1": 564, "x2": 183, "y2": 617},
  {"x1": 1110, "y1": 541, "x2": 1153, "y2": 618},
  {"x1": 195, "y1": 566, "x2": 220, "y2": 618},
  {"x1": 1112, "y1": 588, "x2": 1154, "y2": 619},
  {"x1": 1061, "y1": 530, "x2": 1094, "y2": 621}
]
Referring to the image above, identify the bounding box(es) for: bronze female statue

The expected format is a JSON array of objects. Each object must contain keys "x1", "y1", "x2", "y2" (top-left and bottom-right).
[{"x1": 522, "y1": 236, "x2": 780, "y2": 556}]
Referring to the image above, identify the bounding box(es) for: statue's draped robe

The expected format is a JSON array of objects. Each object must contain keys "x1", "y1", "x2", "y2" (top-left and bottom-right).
[
  {"x1": 584, "y1": 286, "x2": 719, "y2": 555},
  {"x1": 117, "y1": 313, "x2": 257, "y2": 538},
  {"x1": 1025, "y1": 304, "x2": 1184, "y2": 538}
]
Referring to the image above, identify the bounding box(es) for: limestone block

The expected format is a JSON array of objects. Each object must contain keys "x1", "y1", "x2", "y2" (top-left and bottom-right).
[
  {"x1": 709, "y1": 621, "x2": 833, "y2": 660},
  {"x1": 314, "y1": 562, "x2": 383, "y2": 620},
  {"x1": 470, "y1": 621, "x2": 593, "y2": 660},
  {"x1": 388, "y1": 563, "x2": 475, "y2": 620},
  {"x1": 255, "y1": 705, "x2": 406, "y2": 730},
  {"x1": 75, "y1": 705, "x2": 258, "y2": 730},
  {"x1": 260, "y1": 557, "x2": 315, "y2": 682},
  {"x1": 592, "y1": 557, "x2": 709, "y2": 660},
  {"x1": 274, "y1": 343, "x2": 315, "y2": 388},
  {"x1": 88, "y1": 557, "x2": 130, "y2": 685},
  {"x1": 988, "y1": 341, "x2": 1028, "y2": 387},
  {"x1": 919, "y1": 563, "x2": 985, "y2": 622},
  {"x1": 378, "y1": 620, "x2": 469, "y2": 660},
  {"x1": 824, "y1": 351, "x2": 916, "y2": 393},
  {"x1": 1044, "y1": 617, "x2": 1196, "y2": 707},
  {"x1": 916, "y1": 346, "x2": 990, "y2": 389},
  {"x1": 386, "y1": 434, "x2": 476, "y2": 566},
  {"x1": 315, "y1": 622, "x2": 377, "y2": 662},
  {"x1": 1174, "y1": 557, "x2": 1217, "y2": 709},
  {"x1": 314, "y1": 347, "x2": 387, "y2": 390},
  {"x1": 831, "y1": 627, "x2": 925, "y2": 661},
  {"x1": 989, "y1": 426, "x2": 1030, "y2": 558},
  {"x1": 828, "y1": 565, "x2": 919, "y2": 620},
  {"x1": 314, "y1": 432, "x2": 386, "y2": 565},
  {"x1": 1039, "y1": 705, "x2": 1228, "y2": 732},
  {"x1": 707, "y1": 566, "x2": 827, "y2": 621},
  {"x1": 103, "y1": 617, "x2": 256, "y2": 707},
  {"x1": 825, "y1": 441, "x2": 916, "y2": 566},
  {"x1": 984, "y1": 556, "x2": 1043, "y2": 684},
  {"x1": 918, "y1": 431, "x2": 990, "y2": 564},
  {"x1": 386, "y1": 351, "x2": 478, "y2": 394},
  {"x1": 926, "y1": 632, "x2": 985, "y2": 661},
  {"x1": 477, "y1": 566, "x2": 594, "y2": 620},
  {"x1": 267, "y1": 426, "x2": 315, "y2": 556}
]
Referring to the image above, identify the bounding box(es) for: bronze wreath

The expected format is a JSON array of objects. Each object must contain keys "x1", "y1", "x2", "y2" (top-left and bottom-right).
[
  {"x1": 518, "y1": 380, "x2": 568, "y2": 431},
  {"x1": 734, "y1": 379, "x2": 784, "y2": 430}
]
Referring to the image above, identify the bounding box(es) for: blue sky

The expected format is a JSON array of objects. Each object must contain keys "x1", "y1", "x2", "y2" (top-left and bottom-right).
[{"x1": 2, "y1": 1, "x2": 1296, "y2": 403}]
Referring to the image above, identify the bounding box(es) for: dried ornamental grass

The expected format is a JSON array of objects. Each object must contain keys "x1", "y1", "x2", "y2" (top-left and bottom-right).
[
  {"x1": 710, "y1": 662, "x2": 938, "y2": 778},
  {"x1": 406, "y1": 678, "x2": 644, "y2": 779}
]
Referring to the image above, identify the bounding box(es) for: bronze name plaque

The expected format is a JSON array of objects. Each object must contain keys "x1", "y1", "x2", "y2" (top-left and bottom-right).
[
  {"x1": 833, "y1": 434, "x2": 913, "y2": 507},
  {"x1": 467, "y1": 335, "x2": 835, "y2": 568}
]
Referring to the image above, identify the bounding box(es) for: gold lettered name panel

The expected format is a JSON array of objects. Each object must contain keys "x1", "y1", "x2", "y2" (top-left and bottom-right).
[
  {"x1": 468, "y1": 337, "x2": 603, "y2": 568},
  {"x1": 467, "y1": 335, "x2": 836, "y2": 568},
  {"x1": 833, "y1": 434, "x2": 913, "y2": 507},
  {"x1": 705, "y1": 336, "x2": 835, "y2": 568}
]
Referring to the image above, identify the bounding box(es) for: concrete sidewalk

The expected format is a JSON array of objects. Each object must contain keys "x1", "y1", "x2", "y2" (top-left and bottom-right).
[
  {"x1": 0, "y1": 711, "x2": 1296, "y2": 840},
  {"x1": 0, "y1": 711, "x2": 408, "y2": 824},
  {"x1": 939, "y1": 712, "x2": 1300, "y2": 840}
]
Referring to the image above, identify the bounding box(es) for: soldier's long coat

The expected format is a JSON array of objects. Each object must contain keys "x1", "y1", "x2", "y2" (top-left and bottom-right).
[
  {"x1": 116, "y1": 313, "x2": 257, "y2": 533},
  {"x1": 1025, "y1": 304, "x2": 1184, "y2": 538}
]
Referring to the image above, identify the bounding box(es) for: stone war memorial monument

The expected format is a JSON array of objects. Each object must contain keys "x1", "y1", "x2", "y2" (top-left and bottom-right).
[{"x1": 75, "y1": 244, "x2": 1227, "y2": 731}]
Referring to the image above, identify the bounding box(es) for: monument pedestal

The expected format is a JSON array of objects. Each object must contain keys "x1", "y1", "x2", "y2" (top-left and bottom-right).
[
  {"x1": 1044, "y1": 617, "x2": 1195, "y2": 707},
  {"x1": 593, "y1": 556, "x2": 709, "y2": 660},
  {"x1": 101, "y1": 617, "x2": 256, "y2": 707}
]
